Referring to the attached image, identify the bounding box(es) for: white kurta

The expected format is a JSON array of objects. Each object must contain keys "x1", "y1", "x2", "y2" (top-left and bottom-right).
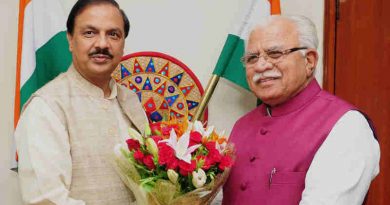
[
  {"x1": 15, "y1": 81, "x2": 134, "y2": 205},
  {"x1": 300, "y1": 110, "x2": 380, "y2": 204}
]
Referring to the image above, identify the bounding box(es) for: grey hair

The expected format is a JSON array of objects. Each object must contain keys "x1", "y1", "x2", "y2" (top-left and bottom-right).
[
  {"x1": 247, "y1": 15, "x2": 319, "y2": 54},
  {"x1": 286, "y1": 15, "x2": 318, "y2": 50}
]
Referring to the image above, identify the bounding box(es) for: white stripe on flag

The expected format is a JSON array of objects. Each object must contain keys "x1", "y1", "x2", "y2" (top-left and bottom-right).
[
  {"x1": 230, "y1": 0, "x2": 271, "y2": 40},
  {"x1": 20, "y1": 0, "x2": 67, "y2": 87},
  {"x1": 20, "y1": 2, "x2": 36, "y2": 88}
]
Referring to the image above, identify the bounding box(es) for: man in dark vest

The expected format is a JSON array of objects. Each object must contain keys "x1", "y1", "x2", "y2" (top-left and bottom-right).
[{"x1": 223, "y1": 15, "x2": 380, "y2": 205}]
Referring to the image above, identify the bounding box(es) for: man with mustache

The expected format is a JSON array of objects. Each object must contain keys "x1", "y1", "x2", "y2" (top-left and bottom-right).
[
  {"x1": 15, "y1": 0, "x2": 148, "y2": 204},
  {"x1": 223, "y1": 15, "x2": 380, "y2": 205}
]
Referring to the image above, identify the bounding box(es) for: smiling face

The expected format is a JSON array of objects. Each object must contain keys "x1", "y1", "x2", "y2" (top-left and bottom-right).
[
  {"x1": 67, "y1": 3, "x2": 125, "y2": 86},
  {"x1": 245, "y1": 18, "x2": 318, "y2": 106}
]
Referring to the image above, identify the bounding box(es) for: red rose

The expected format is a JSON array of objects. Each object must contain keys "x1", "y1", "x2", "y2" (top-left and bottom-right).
[
  {"x1": 143, "y1": 155, "x2": 156, "y2": 170},
  {"x1": 207, "y1": 149, "x2": 222, "y2": 164},
  {"x1": 133, "y1": 150, "x2": 144, "y2": 164},
  {"x1": 205, "y1": 141, "x2": 217, "y2": 151},
  {"x1": 178, "y1": 160, "x2": 196, "y2": 176},
  {"x1": 158, "y1": 143, "x2": 179, "y2": 170},
  {"x1": 158, "y1": 143, "x2": 175, "y2": 165},
  {"x1": 126, "y1": 139, "x2": 140, "y2": 151},
  {"x1": 189, "y1": 131, "x2": 202, "y2": 146},
  {"x1": 203, "y1": 157, "x2": 214, "y2": 170},
  {"x1": 166, "y1": 158, "x2": 179, "y2": 170},
  {"x1": 219, "y1": 155, "x2": 233, "y2": 171}
]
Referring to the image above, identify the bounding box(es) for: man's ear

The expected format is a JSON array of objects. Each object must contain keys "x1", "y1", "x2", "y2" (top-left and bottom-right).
[
  {"x1": 66, "y1": 33, "x2": 73, "y2": 52},
  {"x1": 305, "y1": 49, "x2": 318, "y2": 77}
]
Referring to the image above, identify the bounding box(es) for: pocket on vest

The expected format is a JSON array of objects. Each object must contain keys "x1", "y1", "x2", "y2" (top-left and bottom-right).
[{"x1": 268, "y1": 171, "x2": 306, "y2": 205}]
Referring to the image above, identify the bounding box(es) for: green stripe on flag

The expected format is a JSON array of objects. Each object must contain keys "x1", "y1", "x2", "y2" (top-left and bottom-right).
[
  {"x1": 212, "y1": 34, "x2": 249, "y2": 90},
  {"x1": 20, "y1": 31, "x2": 72, "y2": 110}
]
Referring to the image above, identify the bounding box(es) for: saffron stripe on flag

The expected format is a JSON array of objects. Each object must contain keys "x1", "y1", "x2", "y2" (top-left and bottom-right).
[
  {"x1": 269, "y1": 0, "x2": 281, "y2": 15},
  {"x1": 14, "y1": 0, "x2": 31, "y2": 128}
]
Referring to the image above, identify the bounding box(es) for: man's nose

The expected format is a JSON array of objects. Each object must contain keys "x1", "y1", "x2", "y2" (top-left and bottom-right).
[
  {"x1": 253, "y1": 57, "x2": 273, "y2": 72},
  {"x1": 95, "y1": 34, "x2": 109, "y2": 49}
]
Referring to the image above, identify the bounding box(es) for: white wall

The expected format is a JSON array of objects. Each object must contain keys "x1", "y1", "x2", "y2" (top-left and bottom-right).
[
  {"x1": 0, "y1": 0, "x2": 24, "y2": 205},
  {"x1": 0, "y1": 1, "x2": 323, "y2": 204}
]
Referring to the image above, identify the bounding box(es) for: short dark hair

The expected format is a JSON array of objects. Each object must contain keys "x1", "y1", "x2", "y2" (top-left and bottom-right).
[{"x1": 66, "y1": 0, "x2": 130, "y2": 38}]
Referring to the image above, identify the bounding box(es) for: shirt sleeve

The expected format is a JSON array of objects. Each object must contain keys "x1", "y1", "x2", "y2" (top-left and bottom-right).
[
  {"x1": 15, "y1": 97, "x2": 85, "y2": 205},
  {"x1": 299, "y1": 110, "x2": 380, "y2": 205}
]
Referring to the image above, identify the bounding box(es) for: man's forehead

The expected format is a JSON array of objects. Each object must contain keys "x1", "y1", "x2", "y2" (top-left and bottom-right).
[{"x1": 247, "y1": 22, "x2": 298, "y2": 50}]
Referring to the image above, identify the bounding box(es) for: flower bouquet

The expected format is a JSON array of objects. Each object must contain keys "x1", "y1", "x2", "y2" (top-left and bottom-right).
[{"x1": 113, "y1": 119, "x2": 234, "y2": 205}]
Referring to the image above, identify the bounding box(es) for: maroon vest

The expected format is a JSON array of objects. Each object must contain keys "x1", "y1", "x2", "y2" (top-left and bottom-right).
[{"x1": 223, "y1": 80, "x2": 355, "y2": 205}]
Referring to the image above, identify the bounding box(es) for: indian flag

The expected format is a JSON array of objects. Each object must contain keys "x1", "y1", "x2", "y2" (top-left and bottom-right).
[
  {"x1": 13, "y1": 0, "x2": 72, "y2": 165},
  {"x1": 212, "y1": 0, "x2": 281, "y2": 90},
  {"x1": 14, "y1": 0, "x2": 72, "y2": 128}
]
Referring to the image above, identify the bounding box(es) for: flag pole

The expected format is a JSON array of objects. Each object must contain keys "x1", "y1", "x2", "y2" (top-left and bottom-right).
[{"x1": 193, "y1": 75, "x2": 220, "y2": 121}]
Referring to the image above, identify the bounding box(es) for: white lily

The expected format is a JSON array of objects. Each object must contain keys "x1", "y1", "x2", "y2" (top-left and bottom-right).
[
  {"x1": 128, "y1": 127, "x2": 144, "y2": 145},
  {"x1": 167, "y1": 169, "x2": 179, "y2": 184},
  {"x1": 216, "y1": 141, "x2": 227, "y2": 154},
  {"x1": 145, "y1": 138, "x2": 158, "y2": 158},
  {"x1": 144, "y1": 124, "x2": 152, "y2": 137},
  {"x1": 215, "y1": 130, "x2": 228, "y2": 153},
  {"x1": 192, "y1": 168, "x2": 207, "y2": 188},
  {"x1": 193, "y1": 120, "x2": 214, "y2": 139},
  {"x1": 160, "y1": 129, "x2": 200, "y2": 164}
]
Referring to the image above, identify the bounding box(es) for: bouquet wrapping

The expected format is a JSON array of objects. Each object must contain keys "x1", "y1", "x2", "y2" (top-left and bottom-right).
[{"x1": 113, "y1": 119, "x2": 234, "y2": 205}]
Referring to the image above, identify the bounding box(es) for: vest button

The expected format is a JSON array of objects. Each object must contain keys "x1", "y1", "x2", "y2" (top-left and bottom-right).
[
  {"x1": 249, "y1": 156, "x2": 256, "y2": 162},
  {"x1": 240, "y1": 182, "x2": 248, "y2": 191},
  {"x1": 260, "y1": 128, "x2": 268, "y2": 135}
]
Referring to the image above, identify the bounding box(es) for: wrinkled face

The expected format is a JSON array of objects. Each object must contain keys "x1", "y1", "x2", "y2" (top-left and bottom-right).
[
  {"x1": 67, "y1": 3, "x2": 125, "y2": 85},
  {"x1": 245, "y1": 19, "x2": 317, "y2": 106}
]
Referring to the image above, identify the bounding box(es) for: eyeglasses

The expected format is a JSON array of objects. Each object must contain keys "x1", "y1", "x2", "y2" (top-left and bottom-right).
[{"x1": 240, "y1": 47, "x2": 307, "y2": 66}]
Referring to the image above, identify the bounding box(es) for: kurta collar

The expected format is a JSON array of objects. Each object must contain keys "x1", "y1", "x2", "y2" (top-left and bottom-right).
[
  {"x1": 260, "y1": 79, "x2": 321, "y2": 117},
  {"x1": 107, "y1": 80, "x2": 117, "y2": 99},
  {"x1": 116, "y1": 85, "x2": 148, "y2": 135},
  {"x1": 67, "y1": 65, "x2": 117, "y2": 99}
]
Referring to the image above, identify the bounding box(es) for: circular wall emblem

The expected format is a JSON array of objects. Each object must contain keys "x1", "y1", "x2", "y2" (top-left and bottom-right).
[{"x1": 112, "y1": 51, "x2": 207, "y2": 123}]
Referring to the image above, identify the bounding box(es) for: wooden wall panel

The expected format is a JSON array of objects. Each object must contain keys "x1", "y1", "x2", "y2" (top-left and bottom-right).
[{"x1": 324, "y1": 0, "x2": 390, "y2": 204}]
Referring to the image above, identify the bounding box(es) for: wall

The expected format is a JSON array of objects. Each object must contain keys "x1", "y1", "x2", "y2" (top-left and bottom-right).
[
  {"x1": 0, "y1": 0, "x2": 24, "y2": 204},
  {"x1": 0, "y1": 1, "x2": 323, "y2": 204}
]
